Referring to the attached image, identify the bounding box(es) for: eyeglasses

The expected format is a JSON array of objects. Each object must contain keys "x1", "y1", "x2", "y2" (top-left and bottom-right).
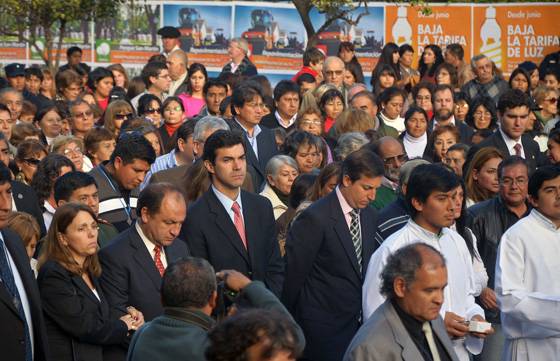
[
  {"x1": 115, "y1": 112, "x2": 133, "y2": 120},
  {"x1": 74, "y1": 110, "x2": 93, "y2": 119},
  {"x1": 146, "y1": 107, "x2": 161, "y2": 114},
  {"x1": 246, "y1": 102, "x2": 265, "y2": 110},
  {"x1": 23, "y1": 158, "x2": 41, "y2": 166},
  {"x1": 501, "y1": 177, "x2": 528, "y2": 186},
  {"x1": 415, "y1": 95, "x2": 431, "y2": 101},
  {"x1": 63, "y1": 147, "x2": 83, "y2": 156},
  {"x1": 301, "y1": 120, "x2": 322, "y2": 126},
  {"x1": 474, "y1": 111, "x2": 492, "y2": 117},
  {"x1": 325, "y1": 70, "x2": 343, "y2": 77},
  {"x1": 383, "y1": 154, "x2": 408, "y2": 165},
  {"x1": 545, "y1": 97, "x2": 558, "y2": 103}
]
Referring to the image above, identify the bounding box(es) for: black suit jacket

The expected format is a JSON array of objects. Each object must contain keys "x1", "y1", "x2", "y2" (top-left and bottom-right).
[
  {"x1": 228, "y1": 119, "x2": 279, "y2": 191},
  {"x1": 427, "y1": 119, "x2": 474, "y2": 145},
  {"x1": 282, "y1": 191, "x2": 379, "y2": 361},
  {"x1": 0, "y1": 229, "x2": 49, "y2": 361},
  {"x1": 467, "y1": 131, "x2": 541, "y2": 174},
  {"x1": 181, "y1": 188, "x2": 284, "y2": 296},
  {"x1": 260, "y1": 113, "x2": 296, "y2": 133},
  {"x1": 12, "y1": 181, "x2": 46, "y2": 237},
  {"x1": 37, "y1": 260, "x2": 128, "y2": 361},
  {"x1": 98, "y1": 225, "x2": 189, "y2": 322}
]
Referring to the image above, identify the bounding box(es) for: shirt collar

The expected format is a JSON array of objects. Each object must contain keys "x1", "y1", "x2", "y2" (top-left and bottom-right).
[
  {"x1": 408, "y1": 219, "x2": 446, "y2": 240},
  {"x1": 531, "y1": 209, "x2": 560, "y2": 231},
  {"x1": 235, "y1": 118, "x2": 261, "y2": 138},
  {"x1": 212, "y1": 184, "x2": 242, "y2": 211},
  {"x1": 499, "y1": 127, "x2": 522, "y2": 146},
  {"x1": 135, "y1": 221, "x2": 165, "y2": 256},
  {"x1": 335, "y1": 186, "x2": 354, "y2": 216},
  {"x1": 274, "y1": 110, "x2": 297, "y2": 128}
]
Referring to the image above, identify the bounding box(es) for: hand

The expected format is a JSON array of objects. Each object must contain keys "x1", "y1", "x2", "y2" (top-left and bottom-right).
[
  {"x1": 469, "y1": 315, "x2": 494, "y2": 339},
  {"x1": 119, "y1": 314, "x2": 136, "y2": 331},
  {"x1": 127, "y1": 306, "x2": 145, "y2": 329},
  {"x1": 479, "y1": 287, "x2": 498, "y2": 310},
  {"x1": 216, "y1": 270, "x2": 251, "y2": 292},
  {"x1": 444, "y1": 312, "x2": 469, "y2": 338}
]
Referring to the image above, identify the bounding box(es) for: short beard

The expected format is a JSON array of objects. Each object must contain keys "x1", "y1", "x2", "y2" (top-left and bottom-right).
[
  {"x1": 435, "y1": 108, "x2": 453, "y2": 122},
  {"x1": 385, "y1": 167, "x2": 400, "y2": 182}
]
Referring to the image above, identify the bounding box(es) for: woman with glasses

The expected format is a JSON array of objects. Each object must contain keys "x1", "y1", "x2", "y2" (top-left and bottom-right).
[
  {"x1": 411, "y1": 81, "x2": 435, "y2": 121},
  {"x1": 282, "y1": 131, "x2": 323, "y2": 174},
  {"x1": 51, "y1": 135, "x2": 92, "y2": 172},
  {"x1": 158, "y1": 96, "x2": 185, "y2": 153},
  {"x1": 38, "y1": 203, "x2": 143, "y2": 361},
  {"x1": 87, "y1": 67, "x2": 114, "y2": 111},
  {"x1": 34, "y1": 105, "x2": 63, "y2": 146},
  {"x1": 178, "y1": 63, "x2": 208, "y2": 119},
  {"x1": 55, "y1": 69, "x2": 83, "y2": 102},
  {"x1": 102, "y1": 100, "x2": 135, "y2": 137},
  {"x1": 466, "y1": 96, "x2": 498, "y2": 131},
  {"x1": 296, "y1": 107, "x2": 334, "y2": 164},
  {"x1": 137, "y1": 94, "x2": 163, "y2": 127},
  {"x1": 15, "y1": 140, "x2": 47, "y2": 185},
  {"x1": 533, "y1": 86, "x2": 559, "y2": 133}
]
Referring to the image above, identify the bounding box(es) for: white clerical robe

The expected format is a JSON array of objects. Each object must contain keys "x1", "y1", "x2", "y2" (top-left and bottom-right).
[
  {"x1": 362, "y1": 220, "x2": 485, "y2": 361},
  {"x1": 496, "y1": 209, "x2": 560, "y2": 361}
]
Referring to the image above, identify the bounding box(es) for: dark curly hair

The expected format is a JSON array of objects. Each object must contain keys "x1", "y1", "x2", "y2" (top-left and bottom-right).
[
  {"x1": 31, "y1": 153, "x2": 76, "y2": 205},
  {"x1": 206, "y1": 309, "x2": 303, "y2": 361}
]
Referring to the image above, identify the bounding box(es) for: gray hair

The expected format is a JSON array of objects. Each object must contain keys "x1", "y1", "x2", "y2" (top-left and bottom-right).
[
  {"x1": 380, "y1": 243, "x2": 446, "y2": 299},
  {"x1": 0, "y1": 87, "x2": 22, "y2": 101},
  {"x1": 193, "y1": 116, "x2": 229, "y2": 142},
  {"x1": 470, "y1": 54, "x2": 488, "y2": 71},
  {"x1": 398, "y1": 158, "x2": 431, "y2": 186},
  {"x1": 68, "y1": 98, "x2": 92, "y2": 117},
  {"x1": 334, "y1": 132, "x2": 369, "y2": 161},
  {"x1": 230, "y1": 37, "x2": 249, "y2": 54},
  {"x1": 169, "y1": 49, "x2": 188, "y2": 68},
  {"x1": 265, "y1": 155, "x2": 298, "y2": 178}
]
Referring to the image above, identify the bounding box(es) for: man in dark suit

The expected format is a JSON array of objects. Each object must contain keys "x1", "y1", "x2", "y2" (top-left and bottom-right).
[
  {"x1": 428, "y1": 84, "x2": 474, "y2": 144},
  {"x1": 260, "y1": 80, "x2": 300, "y2": 133},
  {"x1": 344, "y1": 243, "x2": 459, "y2": 361},
  {"x1": 228, "y1": 84, "x2": 279, "y2": 191},
  {"x1": 11, "y1": 180, "x2": 46, "y2": 237},
  {"x1": 99, "y1": 183, "x2": 189, "y2": 322},
  {"x1": 282, "y1": 148, "x2": 384, "y2": 361},
  {"x1": 467, "y1": 89, "x2": 541, "y2": 174},
  {"x1": 181, "y1": 130, "x2": 284, "y2": 296},
  {"x1": 0, "y1": 163, "x2": 49, "y2": 361}
]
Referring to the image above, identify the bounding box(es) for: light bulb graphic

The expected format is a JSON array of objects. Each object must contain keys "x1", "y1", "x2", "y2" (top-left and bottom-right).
[
  {"x1": 392, "y1": 6, "x2": 412, "y2": 46},
  {"x1": 480, "y1": 6, "x2": 502, "y2": 68}
]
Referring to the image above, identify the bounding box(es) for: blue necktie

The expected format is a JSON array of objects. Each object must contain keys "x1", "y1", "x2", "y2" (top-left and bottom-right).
[{"x1": 0, "y1": 235, "x2": 32, "y2": 361}]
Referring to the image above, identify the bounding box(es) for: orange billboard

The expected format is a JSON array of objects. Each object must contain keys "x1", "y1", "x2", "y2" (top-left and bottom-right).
[
  {"x1": 473, "y1": 4, "x2": 560, "y2": 74},
  {"x1": 385, "y1": 5, "x2": 472, "y2": 67}
]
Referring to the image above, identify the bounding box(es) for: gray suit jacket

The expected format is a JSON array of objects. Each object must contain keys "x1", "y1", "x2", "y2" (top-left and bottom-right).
[{"x1": 343, "y1": 301, "x2": 459, "y2": 361}]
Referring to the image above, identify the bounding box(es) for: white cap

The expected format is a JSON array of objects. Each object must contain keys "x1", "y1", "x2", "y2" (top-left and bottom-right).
[
  {"x1": 397, "y1": 6, "x2": 407, "y2": 17},
  {"x1": 485, "y1": 6, "x2": 496, "y2": 18}
]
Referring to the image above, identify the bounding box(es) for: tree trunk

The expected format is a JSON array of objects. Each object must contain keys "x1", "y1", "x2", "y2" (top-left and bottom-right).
[
  {"x1": 293, "y1": 0, "x2": 316, "y2": 50},
  {"x1": 54, "y1": 20, "x2": 67, "y2": 73},
  {"x1": 82, "y1": 20, "x2": 90, "y2": 45}
]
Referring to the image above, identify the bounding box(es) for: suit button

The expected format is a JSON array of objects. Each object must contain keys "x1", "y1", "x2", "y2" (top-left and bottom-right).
[{"x1": 248, "y1": 271, "x2": 253, "y2": 276}]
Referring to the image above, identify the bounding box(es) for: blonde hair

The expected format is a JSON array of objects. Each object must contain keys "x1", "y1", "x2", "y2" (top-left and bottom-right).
[{"x1": 6, "y1": 212, "x2": 40, "y2": 247}]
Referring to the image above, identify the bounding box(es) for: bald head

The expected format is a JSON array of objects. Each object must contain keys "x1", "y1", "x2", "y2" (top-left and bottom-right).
[
  {"x1": 324, "y1": 56, "x2": 345, "y2": 88},
  {"x1": 167, "y1": 50, "x2": 188, "y2": 80}
]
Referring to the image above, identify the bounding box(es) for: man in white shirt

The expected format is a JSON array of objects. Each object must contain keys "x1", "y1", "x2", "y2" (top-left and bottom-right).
[
  {"x1": 496, "y1": 165, "x2": 560, "y2": 361},
  {"x1": 363, "y1": 164, "x2": 491, "y2": 360}
]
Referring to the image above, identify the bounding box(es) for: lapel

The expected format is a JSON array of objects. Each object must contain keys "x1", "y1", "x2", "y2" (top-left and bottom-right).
[
  {"x1": 521, "y1": 135, "x2": 537, "y2": 165},
  {"x1": 231, "y1": 119, "x2": 264, "y2": 176},
  {"x1": 494, "y1": 132, "x2": 511, "y2": 156},
  {"x1": 128, "y1": 227, "x2": 163, "y2": 290},
  {"x1": 206, "y1": 190, "x2": 250, "y2": 265},
  {"x1": 256, "y1": 130, "x2": 271, "y2": 171},
  {"x1": 328, "y1": 192, "x2": 362, "y2": 279},
  {"x1": 383, "y1": 302, "x2": 425, "y2": 361},
  {"x1": 359, "y1": 208, "x2": 375, "y2": 277},
  {"x1": 0, "y1": 283, "x2": 19, "y2": 316},
  {"x1": 431, "y1": 318, "x2": 459, "y2": 361},
  {"x1": 240, "y1": 192, "x2": 257, "y2": 269},
  {"x1": 70, "y1": 273, "x2": 100, "y2": 304}
]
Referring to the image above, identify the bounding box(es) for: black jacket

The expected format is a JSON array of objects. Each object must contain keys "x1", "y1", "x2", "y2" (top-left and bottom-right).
[
  {"x1": 12, "y1": 181, "x2": 46, "y2": 237},
  {"x1": 38, "y1": 260, "x2": 128, "y2": 361}
]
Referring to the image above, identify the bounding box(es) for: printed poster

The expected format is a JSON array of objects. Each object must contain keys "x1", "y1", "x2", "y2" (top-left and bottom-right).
[
  {"x1": 385, "y1": 5, "x2": 472, "y2": 68},
  {"x1": 163, "y1": 2, "x2": 233, "y2": 70},
  {"x1": 234, "y1": 2, "x2": 306, "y2": 71},
  {"x1": 473, "y1": 4, "x2": 560, "y2": 74},
  {"x1": 310, "y1": 5, "x2": 385, "y2": 74},
  {"x1": 0, "y1": 13, "x2": 27, "y2": 62}
]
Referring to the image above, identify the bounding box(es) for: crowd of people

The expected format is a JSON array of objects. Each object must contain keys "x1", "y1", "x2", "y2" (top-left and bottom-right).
[{"x1": 0, "y1": 23, "x2": 559, "y2": 361}]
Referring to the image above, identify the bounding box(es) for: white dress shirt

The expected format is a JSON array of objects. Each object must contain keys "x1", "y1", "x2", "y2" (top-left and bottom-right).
[
  {"x1": 499, "y1": 127, "x2": 526, "y2": 158},
  {"x1": 496, "y1": 209, "x2": 560, "y2": 361},
  {"x1": 362, "y1": 219, "x2": 485, "y2": 360}
]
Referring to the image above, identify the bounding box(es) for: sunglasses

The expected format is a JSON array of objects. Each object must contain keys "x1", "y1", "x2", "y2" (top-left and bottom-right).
[
  {"x1": 23, "y1": 158, "x2": 41, "y2": 166},
  {"x1": 115, "y1": 112, "x2": 133, "y2": 120},
  {"x1": 146, "y1": 108, "x2": 161, "y2": 114}
]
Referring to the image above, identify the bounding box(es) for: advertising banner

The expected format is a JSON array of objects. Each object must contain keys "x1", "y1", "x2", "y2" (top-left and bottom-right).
[
  {"x1": 234, "y1": 2, "x2": 306, "y2": 71},
  {"x1": 310, "y1": 5, "x2": 385, "y2": 74},
  {"x1": 385, "y1": 4, "x2": 472, "y2": 67},
  {"x1": 163, "y1": 2, "x2": 233, "y2": 70},
  {"x1": 472, "y1": 4, "x2": 560, "y2": 74},
  {"x1": 94, "y1": 2, "x2": 160, "y2": 64},
  {"x1": 0, "y1": 13, "x2": 27, "y2": 62},
  {"x1": 30, "y1": 21, "x2": 93, "y2": 64}
]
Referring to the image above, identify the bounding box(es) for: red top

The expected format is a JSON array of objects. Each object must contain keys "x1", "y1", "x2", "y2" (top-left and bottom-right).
[
  {"x1": 324, "y1": 116, "x2": 335, "y2": 133},
  {"x1": 97, "y1": 97, "x2": 109, "y2": 112},
  {"x1": 292, "y1": 66, "x2": 319, "y2": 82}
]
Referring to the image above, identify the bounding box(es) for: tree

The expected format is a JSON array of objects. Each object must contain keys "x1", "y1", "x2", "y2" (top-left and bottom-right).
[{"x1": 0, "y1": 0, "x2": 122, "y2": 72}]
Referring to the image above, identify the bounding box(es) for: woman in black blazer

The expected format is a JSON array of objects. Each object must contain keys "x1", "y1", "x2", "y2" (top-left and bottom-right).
[{"x1": 37, "y1": 203, "x2": 144, "y2": 361}]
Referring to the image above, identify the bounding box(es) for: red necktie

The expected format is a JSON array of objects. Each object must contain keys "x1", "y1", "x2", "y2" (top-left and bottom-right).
[
  {"x1": 232, "y1": 202, "x2": 247, "y2": 249},
  {"x1": 153, "y1": 245, "x2": 165, "y2": 277},
  {"x1": 514, "y1": 143, "x2": 522, "y2": 157}
]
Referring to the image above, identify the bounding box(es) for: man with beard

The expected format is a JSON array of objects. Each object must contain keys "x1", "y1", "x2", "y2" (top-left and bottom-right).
[
  {"x1": 363, "y1": 164, "x2": 491, "y2": 360},
  {"x1": 368, "y1": 137, "x2": 408, "y2": 210},
  {"x1": 429, "y1": 84, "x2": 474, "y2": 144}
]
